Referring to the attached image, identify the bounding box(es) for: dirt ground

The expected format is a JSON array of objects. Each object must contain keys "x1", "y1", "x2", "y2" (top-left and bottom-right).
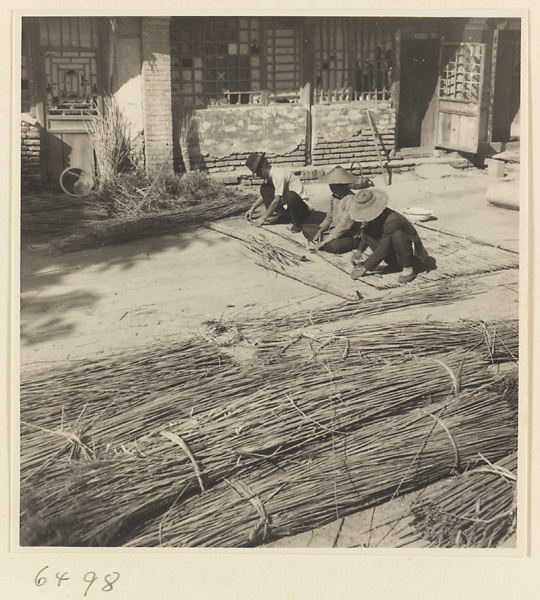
[{"x1": 19, "y1": 164, "x2": 520, "y2": 547}]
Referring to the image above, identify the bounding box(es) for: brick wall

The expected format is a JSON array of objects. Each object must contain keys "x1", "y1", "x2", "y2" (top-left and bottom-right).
[
  {"x1": 311, "y1": 103, "x2": 396, "y2": 174},
  {"x1": 185, "y1": 105, "x2": 308, "y2": 173},
  {"x1": 21, "y1": 117, "x2": 42, "y2": 192},
  {"x1": 141, "y1": 17, "x2": 174, "y2": 172},
  {"x1": 182, "y1": 102, "x2": 396, "y2": 175}
]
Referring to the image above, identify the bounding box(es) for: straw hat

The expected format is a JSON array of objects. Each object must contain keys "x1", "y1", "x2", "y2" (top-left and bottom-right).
[
  {"x1": 245, "y1": 152, "x2": 266, "y2": 174},
  {"x1": 318, "y1": 166, "x2": 357, "y2": 185},
  {"x1": 349, "y1": 188, "x2": 389, "y2": 222}
]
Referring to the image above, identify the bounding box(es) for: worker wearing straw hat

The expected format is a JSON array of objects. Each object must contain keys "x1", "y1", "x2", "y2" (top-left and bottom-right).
[
  {"x1": 349, "y1": 188, "x2": 428, "y2": 284},
  {"x1": 303, "y1": 166, "x2": 362, "y2": 253},
  {"x1": 245, "y1": 152, "x2": 310, "y2": 232}
]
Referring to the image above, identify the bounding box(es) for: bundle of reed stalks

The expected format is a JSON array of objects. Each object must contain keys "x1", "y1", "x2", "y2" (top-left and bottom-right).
[
  {"x1": 123, "y1": 375, "x2": 517, "y2": 547},
  {"x1": 244, "y1": 237, "x2": 305, "y2": 269},
  {"x1": 254, "y1": 318, "x2": 518, "y2": 366},
  {"x1": 20, "y1": 339, "x2": 245, "y2": 476},
  {"x1": 231, "y1": 279, "x2": 493, "y2": 337},
  {"x1": 21, "y1": 194, "x2": 108, "y2": 235},
  {"x1": 20, "y1": 346, "x2": 515, "y2": 546},
  {"x1": 410, "y1": 451, "x2": 517, "y2": 547},
  {"x1": 56, "y1": 190, "x2": 255, "y2": 252}
]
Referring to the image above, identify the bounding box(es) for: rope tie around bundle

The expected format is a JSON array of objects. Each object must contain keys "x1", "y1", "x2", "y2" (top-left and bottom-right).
[
  {"x1": 224, "y1": 478, "x2": 271, "y2": 546},
  {"x1": 423, "y1": 411, "x2": 461, "y2": 474}
]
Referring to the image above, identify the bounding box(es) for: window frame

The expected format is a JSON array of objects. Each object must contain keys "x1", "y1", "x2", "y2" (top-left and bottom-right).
[{"x1": 170, "y1": 17, "x2": 396, "y2": 110}]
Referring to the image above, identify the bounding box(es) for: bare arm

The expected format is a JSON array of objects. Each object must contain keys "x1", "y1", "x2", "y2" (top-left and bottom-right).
[
  {"x1": 246, "y1": 196, "x2": 265, "y2": 219},
  {"x1": 313, "y1": 219, "x2": 331, "y2": 242},
  {"x1": 255, "y1": 195, "x2": 282, "y2": 226}
]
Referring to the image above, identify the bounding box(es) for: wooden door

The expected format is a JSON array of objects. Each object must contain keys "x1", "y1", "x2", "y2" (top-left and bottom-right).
[
  {"x1": 36, "y1": 17, "x2": 102, "y2": 182},
  {"x1": 436, "y1": 42, "x2": 487, "y2": 153}
]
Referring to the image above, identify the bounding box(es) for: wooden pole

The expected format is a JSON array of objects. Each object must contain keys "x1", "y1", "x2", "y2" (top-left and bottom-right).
[{"x1": 365, "y1": 108, "x2": 389, "y2": 186}]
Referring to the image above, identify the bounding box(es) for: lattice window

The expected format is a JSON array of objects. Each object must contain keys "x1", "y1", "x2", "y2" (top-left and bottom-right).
[
  {"x1": 34, "y1": 18, "x2": 100, "y2": 117},
  {"x1": 171, "y1": 17, "x2": 262, "y2": 108},
  {"x1": 353, "y1": 21, "x2": 393, "y2": 101},
  {"x1": 439, "y1": 43, "x2": 483, "y2": 102},
  {"x1": 314, "y1": 18, "x2": 351, "y2": 103},
  {"x1": 314, "y1": 18, "x2": 394, "y2": 103},
  {"x1": 44, "y1": 50, "x2": 99, "y2": 116},
  {"x1": 267, "y1": 18, "x2": 301, "y2": 103}
]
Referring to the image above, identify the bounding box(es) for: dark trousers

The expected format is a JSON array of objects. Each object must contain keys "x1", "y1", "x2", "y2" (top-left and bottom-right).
[
  {"x1": 302, "y1": 222, "x2": 359, "y2": 254},
  {"x1": 362, "y1": 230, "x2": 414, "y2": 269},
  {"x1": 260, "y1": 183, "x2": 310, "y2": 227}
]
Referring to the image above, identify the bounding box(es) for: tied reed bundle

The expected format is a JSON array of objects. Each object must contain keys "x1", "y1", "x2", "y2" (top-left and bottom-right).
[
  {"x1": 125, "y1": 374, "x2": 517, "y2": 547},
  {"x1": 20, "y1": 339, "x2": 258, "y2": 478},
  {"x1": 254, "y1": 319, "x2": 518, "y2": 366},
  {"x1": 230, "y1": 279, "x2": 489, "y2": 338},
  {"x1": 57, "y1": 184, "x2": 256, "y2": 251},
  {"x1": 410, "y1": 452, "x2": 517, "y2": 547},
  {"x1": 21, "y1": 345, "x2": 515, "y2": 546}
]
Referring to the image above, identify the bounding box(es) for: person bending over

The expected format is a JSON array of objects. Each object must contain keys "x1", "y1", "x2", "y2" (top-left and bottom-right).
[
  {"x1": 349, "y1": 188, "x2": 427, "y2": 284},
  {"x1": 245, "y1": 152, "x2": 310, "y2": 233},
  {"x1": 302, "y1": 165, "x2": 362, "y2": 253}
]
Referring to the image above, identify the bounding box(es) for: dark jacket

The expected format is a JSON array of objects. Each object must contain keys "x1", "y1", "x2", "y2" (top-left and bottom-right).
[{"x1": 358, "y1": 208, "x2": 422, "y2": 271}]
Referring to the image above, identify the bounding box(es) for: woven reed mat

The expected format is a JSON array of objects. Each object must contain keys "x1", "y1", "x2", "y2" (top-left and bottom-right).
[
  {"x1": 205, "y1": 218, "x2": 369, "y2": 301},
  {"x1": 206, "y1": 217, "x2": 519, "y2": 295}
]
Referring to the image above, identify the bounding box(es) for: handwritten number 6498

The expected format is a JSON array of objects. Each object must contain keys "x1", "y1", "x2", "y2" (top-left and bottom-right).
[{"x1": 34, "y1": 566, "x2": 120, "y2": 595}]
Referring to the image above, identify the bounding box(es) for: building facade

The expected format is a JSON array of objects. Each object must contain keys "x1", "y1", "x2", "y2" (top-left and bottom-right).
[{"x1": 20, "y1": 16, "x2": 521, "y2": 190}]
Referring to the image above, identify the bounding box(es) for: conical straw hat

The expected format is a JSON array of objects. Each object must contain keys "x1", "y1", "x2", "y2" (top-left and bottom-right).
[{"x1": 318, "y1": 166, "x2": 357, "y2": 185}]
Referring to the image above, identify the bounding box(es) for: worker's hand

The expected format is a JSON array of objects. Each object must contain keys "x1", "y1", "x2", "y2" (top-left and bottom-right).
[
  {"x1": 245, "y1": 209, "x2": 254, "y2": 221},
  {"x1": 254, "y1": 217, "x2": 266, "y2": 227},
  {"x1": 351, "y1": 251, "x2": 364, "y2": 267},
  {"x1": 351, "y1": 266, "x2": 367, "y2": 280},
  {"x1": 312, "y1": 231, "x2": 323, "y2": 243},
  {"x1": 310, "y1": 240, "x2": 327, "y2": 251}
]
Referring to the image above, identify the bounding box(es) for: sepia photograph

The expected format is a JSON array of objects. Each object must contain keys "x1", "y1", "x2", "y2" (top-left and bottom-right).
[{"x1": 17, "y1": 13, "x2": 523, "y2": 552}]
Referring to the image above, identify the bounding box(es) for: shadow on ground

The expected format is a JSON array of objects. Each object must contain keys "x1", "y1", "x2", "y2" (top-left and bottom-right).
[{"x1": 19, "y1": 190, "x2": 245, "y2": 347}]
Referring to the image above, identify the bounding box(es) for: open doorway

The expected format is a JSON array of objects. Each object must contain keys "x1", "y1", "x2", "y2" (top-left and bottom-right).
[
  {"x1": 491, "y1": 29, "x2": 520, "y2": 143},
  {"x1": 397, "y1": 38, "x2": 440, "y2": 150}
]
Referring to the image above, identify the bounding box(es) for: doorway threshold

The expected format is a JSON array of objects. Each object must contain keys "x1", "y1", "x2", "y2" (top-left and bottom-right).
[{"x1": 398, "y1": 146, "x2": 436, "y2": 159}]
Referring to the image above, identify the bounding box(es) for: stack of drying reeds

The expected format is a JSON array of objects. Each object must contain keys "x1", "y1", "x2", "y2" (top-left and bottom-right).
[
  {"x1": 254, "y1": 318, "x2": 518, "y2": 366},
  {"x1": 233, "y1": 279, "x2": 485, "y2": 338},
  {"x1": 20, "y1": 338, "x2": 262, "y2": 480},
  {"x1": 57, "y1": 189, "x2": 255, "y2": 252},
  {"x1": 123, "y1": 375, "x2": 517, "y2": 547},
  {"x1": 410, "y1": 451, "x2": 517, "y2": 548},
  {"x1": 20, "y1": 327, "x2": 517, "y2": 546},
  {"x1": 85, "y1": 96, "x2": 132, "y2": 191}
]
